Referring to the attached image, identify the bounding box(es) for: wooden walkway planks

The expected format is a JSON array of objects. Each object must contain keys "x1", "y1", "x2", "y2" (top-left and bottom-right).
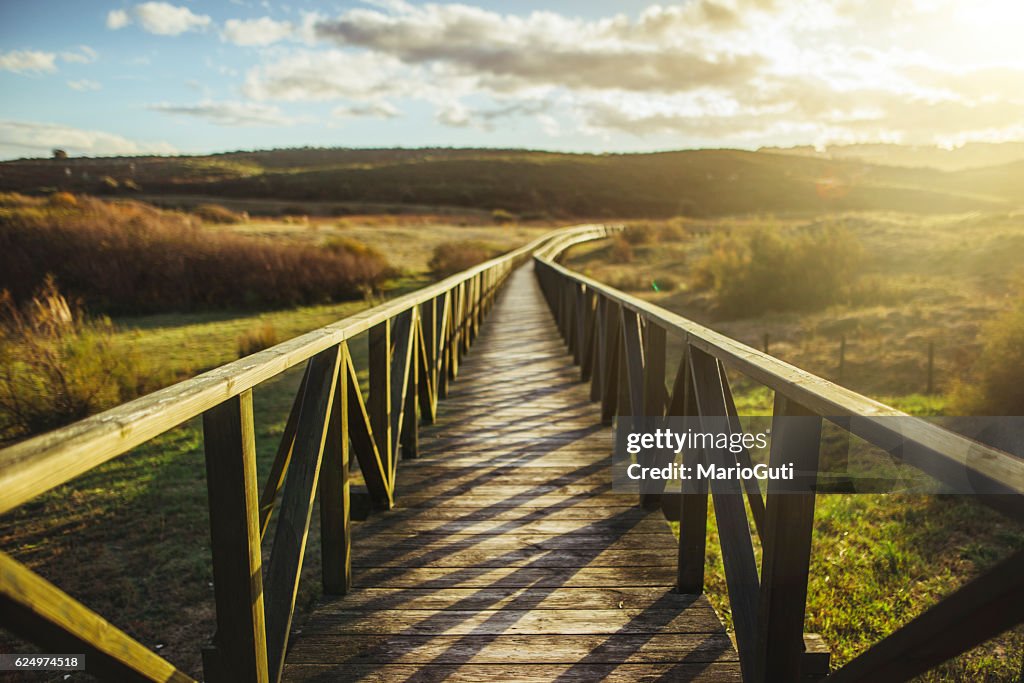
[{"x1": 283, "y1": 265, "x2": 740, "y2": 682}]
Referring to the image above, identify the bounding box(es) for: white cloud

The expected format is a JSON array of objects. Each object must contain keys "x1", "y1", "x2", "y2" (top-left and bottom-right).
[
  {"x1": 147, "y1": 100, "x2": 298, "y2": 126},
  {"x1": 60, "y1": 46, "x2": 98, "y2": 64},
  {"x1": 67, "y1": 79, "x2": 102, "y2": 91},
  {"x1": 222, "y1": 17, "x2": 294, "y2": 46},
  {"x1": 0, "y1": 50, "x2": 58, "y2": 74},
  {"x1": 313, "y1": 3, "x2": 764, "y2": 95},
  {"x1": 106, "y1": 9, "x2": 130, "y2": 29},
  {"x1": 332, "y1": 102, "x2": 401, "y2": 119},
  {"x1": 243, "y1": 49, "x2": 412, "y2": 102},
  {"x1": 113, "y1": 3, "x2": 211, "y2": 36},
  {"x1": 0, "y1": 120, "x2": 177, "y2": 159}
]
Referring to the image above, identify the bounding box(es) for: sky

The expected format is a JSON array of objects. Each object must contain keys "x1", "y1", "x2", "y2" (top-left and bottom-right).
[{"x1": 2, "y1": 0, "x2": 1024, "y2": 159}]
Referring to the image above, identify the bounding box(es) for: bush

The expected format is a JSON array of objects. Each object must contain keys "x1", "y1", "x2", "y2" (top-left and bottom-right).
[
  {"x1": 950, "y1": 302, "x2": 1024, "y2": 415},
  {"x1": 194, "y1": 203, "x2": 246, "y2": 224},
  {"x1": 428, "y1": 241, "x2": 501, "y2": 278},
  {"x1": 623, "y1": 224, "x2": 656, "y2": 245},
  {"x1": 0, "y1": 193, "x2": 392, "y2": 314},
  {"x1": 0, "y1": 279, "x2": 152, "y2": 442},
  {"x1": 695, "y1": 225, "x2": 862, "y2": 316},
  {"x1": 237, "y1": 322, "x2": 278, "y2": 358}
]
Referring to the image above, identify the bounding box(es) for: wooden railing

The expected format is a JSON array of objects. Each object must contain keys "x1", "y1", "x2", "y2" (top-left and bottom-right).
[
  {"x1": 534, "y1": 233, "x2": 1024, "y2": 683},
  {"x1": 0, "y1": 224, "x2": 614, "y2": 683}
]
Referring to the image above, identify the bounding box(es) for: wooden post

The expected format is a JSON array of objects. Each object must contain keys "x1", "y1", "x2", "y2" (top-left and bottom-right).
[
  {"x1": 601, "y1": 300, "x2": 621, "y2": 424},
  {"x1": 689, "y1": 346, "x2": 761, "y2": 677},
  {"x1": 763, "y1": 332, "x2": 770, "y2": 354},
  {"x1": 401, "y1": 315, "x2": 419, "y2": 459},
  {"x1": 642, "y1": 322, "x2": 666, "y2": 511},
  {"x1": 320, "y1": 348, "x2": 350, "y2": 595},
  {"x1": 590, "y1": 295, "x2": 605, "y2": 402},
  {"x1": 369, "y1": 319, "x2": 392, "y2": 489},
  {"x1": 574, "y1": 284, "x2": 586, "y2": 365},
  {"x1": 754, "y1": 393, "x2": 823, "y2": 683},
  {"x1": 581, "y1": 290, "x2": 597, "y2": 383},
  {"x1": 202, "y1": 390, "x2": 269, "y2": 683},
  {"x1": 264, "y1": 346, "x2": 339, "y2": 682},
  {"x1": 671, "y1": 348, "x2": 708, "y2": 594}
]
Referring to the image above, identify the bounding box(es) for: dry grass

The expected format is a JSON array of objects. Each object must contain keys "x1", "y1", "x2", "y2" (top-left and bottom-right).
[
  {"x1": 0, "y1": 278, "x2": 159, "y2": 443},
  {"x1": 428, "y1": 240, "x2": 501, "y2": 278},
  {"x1": 0, "y1": 193, "x2": 392, "y2": 315},
  {"x1": 564, "y1": 212, "x2": 1024, "y2": 398},
  {"x1": 236, "y1": 322, "x2": 278, "y2": 358}
]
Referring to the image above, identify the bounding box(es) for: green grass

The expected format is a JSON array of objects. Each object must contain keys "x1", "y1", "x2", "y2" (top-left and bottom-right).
[{"x1": 671, "y1": 490, "x2": 1023, "y2": 680}]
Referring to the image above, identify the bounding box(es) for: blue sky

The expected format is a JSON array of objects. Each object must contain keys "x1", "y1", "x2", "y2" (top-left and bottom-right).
[{"x1": 2, "y1": 0, "x2": 1024, "y2": 159}]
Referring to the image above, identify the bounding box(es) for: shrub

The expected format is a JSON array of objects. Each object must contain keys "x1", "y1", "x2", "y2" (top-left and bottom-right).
[
  {"x1": 950, "y1": 301, "x2": 1024, "y2": 415},
  {"x1": 623, "y1": 224, "x2": 656, "y2": 245},
  {"x1": 194, "y1": 203, "x2": 246, "y2": 224},
  {"x1": 237, "y1": 322, "x2": 278, "y2": 358},
  {"x1": 695, "y1": 225, "x2": 862, "y2": 316},
  {"x1": 0, "y1": 193, "x2": 392, "y2": 314},
  {"x1": 0, "y1": 278, "x2": 152, "y2": 442},
  {"x1": 428, "y1": 241, "x2": 501, "y2": 278}
]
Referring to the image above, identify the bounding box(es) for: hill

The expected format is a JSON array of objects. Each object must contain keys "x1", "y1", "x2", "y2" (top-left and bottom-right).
[
  {"x1": 759, "y1": 142, "x2": 1024, "y2": 172},
  {"x1": 2, "y1": 147, "x2": 1021, "y2": 218}
]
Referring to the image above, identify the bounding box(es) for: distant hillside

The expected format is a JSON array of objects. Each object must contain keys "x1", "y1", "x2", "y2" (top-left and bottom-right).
[
  {"x1": 759, "y1": 142, "x2": 1024, "y2": 172},
  {"x1": 1, "y1": 147, "x2": 1020, "y2": 218}
]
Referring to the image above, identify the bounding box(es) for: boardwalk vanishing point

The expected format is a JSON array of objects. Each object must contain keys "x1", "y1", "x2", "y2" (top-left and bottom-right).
[{"x1": 282, "y1": 264, "x2": 742, "y2": 681}]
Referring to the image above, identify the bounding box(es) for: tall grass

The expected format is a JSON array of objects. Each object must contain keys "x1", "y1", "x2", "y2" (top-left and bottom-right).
[
  {"x1": 696, "y1": 225, "x2": 862, "y2": 316},
  {"x1": 428, "y1": 240, "x2": 501, "y2": 278},
  {"x1": 0, "y1": 279, "x2": 156, "y2": 442},
  {"x1": 0, "y1": 193, "x2": 392, "y2": 314}
]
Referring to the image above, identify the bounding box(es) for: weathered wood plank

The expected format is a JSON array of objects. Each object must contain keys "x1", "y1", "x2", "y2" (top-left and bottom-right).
[
  {"x1": 326, "y1": 586, "x2": 704, "y2": 611},
  {"x1": 258, "y1": 363, "x2": 309, "y2": 538},
  {"x1": 319, "y1": 353, "x2": 350, "y2": 596},
  {"x1": 299, "y1": 608, "x2": 728, "y2": 635},
  {"x1": 282, "y1": 262, "x2": 735, "y2": 680},
  {"x1": 753, "y1": 394, "x2": 822, "y2": 683},
  {"x1": 265, "y1": 346, "x2": 339, "y2": 682},
  {"x1": 288, "y1": 633, "x2": 737, "y2": 664},
  {"x1": 283, "y1": 663, "x2": 743, "y2": 682},
  {"x1": 202, "y1": 390, "x2": 269, "y2": 682}
]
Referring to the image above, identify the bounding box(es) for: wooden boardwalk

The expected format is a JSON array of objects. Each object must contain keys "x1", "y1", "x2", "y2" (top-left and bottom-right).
[{"x1": 283, "y1": 266, "x2": 741, "y2": 682}]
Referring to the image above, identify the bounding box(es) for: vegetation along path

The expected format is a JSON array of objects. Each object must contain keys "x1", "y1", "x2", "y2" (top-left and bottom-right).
[{"x1": 282, "y1": 265, "x2": 741, "y2": 681}]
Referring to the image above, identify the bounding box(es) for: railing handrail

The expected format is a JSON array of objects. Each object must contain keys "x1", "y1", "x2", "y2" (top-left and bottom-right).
[
  {"x1": 535, "y1": 241, "x2": 1024, "y2": 516},
  {"x1": 0, "y1": 224, "x2": 608, "y2": 515},
  {"x1": 533, "y1": 229, "x2": 1024, "y2": 683}
]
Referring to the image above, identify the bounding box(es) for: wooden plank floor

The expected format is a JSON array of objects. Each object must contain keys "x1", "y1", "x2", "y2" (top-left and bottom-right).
[{"x1": 283, "y1": 265, "x2": 740, "y2": 682}]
